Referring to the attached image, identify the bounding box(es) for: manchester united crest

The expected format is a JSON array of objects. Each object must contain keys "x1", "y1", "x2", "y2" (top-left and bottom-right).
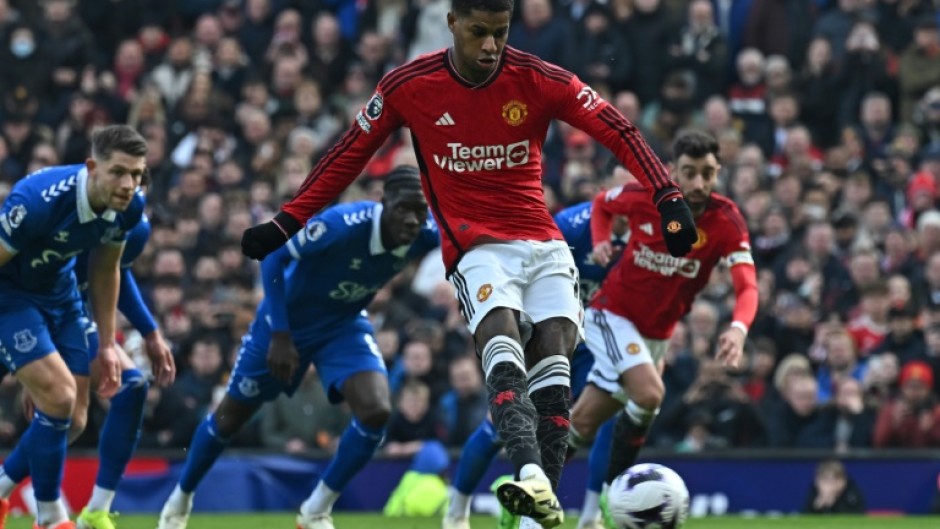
[
  {"x1": 626, "y1": 343, "x2": 641, "y2": 355},
  {"x1": 477, "y1": 284, "x2": 494, "y2": 302},
  {"x1": 666, "y1": 220, "x2": 682, "y2": 234},
  {"x1": 691, "y1": 227, "x2": 707, "y2": 249},
  {"x1": 501, "y1": 100, "x2": 528, "y2": 126}
]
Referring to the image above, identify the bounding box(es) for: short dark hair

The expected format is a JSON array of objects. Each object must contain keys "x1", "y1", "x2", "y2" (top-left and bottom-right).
[
  {"x1": 451, "y1": 0, "x2": 513, "y2": 17},
  {"x1": 383, "y1": 165, "x2": 423, "y2": 197},
  {"x1": 672, "y1": 129, "x2": 719, "y2": 160},
  {"x1": 91, "y1": 125, "x2": 148, "y2": 161}
]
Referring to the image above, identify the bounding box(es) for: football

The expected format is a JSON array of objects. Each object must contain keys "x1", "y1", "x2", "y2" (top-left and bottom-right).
[{"x1": 602, "y1": 463, "x2": 690, "y2": 529}]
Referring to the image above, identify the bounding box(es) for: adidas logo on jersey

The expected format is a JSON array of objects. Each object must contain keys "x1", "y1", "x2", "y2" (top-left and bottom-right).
[
  {"x1": 435, "y1": 112, "x2": 456, "y2": 126},
  {"x1": 639, "y1": 223, "x2": 654, "y2": 235}
]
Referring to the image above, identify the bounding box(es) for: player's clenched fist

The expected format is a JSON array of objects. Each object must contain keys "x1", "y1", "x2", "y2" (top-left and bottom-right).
[
  {"x1": 654, "y1": 187, "x2": 698, "y2": 257},
  {"x1": 241, "y1": 211, "x2": 302, "y2": 260}
]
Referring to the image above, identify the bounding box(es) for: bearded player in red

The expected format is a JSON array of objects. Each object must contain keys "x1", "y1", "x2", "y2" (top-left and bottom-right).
[
  {"x1": 568, "y1": 130, "x2": 758, "y2": 517},
  {"x1": 240, "y1": 0, "x2": 698, "y2": 526}
]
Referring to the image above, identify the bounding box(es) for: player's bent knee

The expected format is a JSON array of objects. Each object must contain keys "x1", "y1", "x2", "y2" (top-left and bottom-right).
[
  {"x1": 631, "y1": 380, "x2": 664, "y2": 412},
  {"x1": 474, "y1": 308, "x2": 520, "y2": 345},
  {"x1": 213, "y1": 414, "x2": 244, "y2": 438},
  {"x1": 38, "y1": 385, "x2": 77, "y2": 418},
  {"x1": 529, "y1": 317, "x2": 579, "y2": 360},
  {"x1": 68, "y1": 410, "x2": 88, "y2": 442},
  {"x1": 355, "y1": 401, "x2": 392, "y2": 430},
  {"x1": 213, "y1": 398, "x2": 259, "y2": 438},
  {"x1": 570, "y1": 410, "x2": 599, "y2": 442}
]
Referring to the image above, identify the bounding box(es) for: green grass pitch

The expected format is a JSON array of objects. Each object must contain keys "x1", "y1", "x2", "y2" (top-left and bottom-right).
[{"x1": 6, "y1": 514, "x2": 940, "y2": 529}]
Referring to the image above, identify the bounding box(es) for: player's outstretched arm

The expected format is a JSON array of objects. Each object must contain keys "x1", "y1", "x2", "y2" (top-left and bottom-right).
[
  {"x1": 555, "y1": 76, "x2": 698, "y2": 256},
  {"x1": 260, "y1": 245, "x2": 299, "y2": 383},
  {"x1": 590, "y1": 188, "x2": 619, "y2": 267},
  {"x1": 716, "y1": 263, "x2": 758, "y2": 368},
  {"x1": 88, "y1": 243, "x2": 125, "y2": 397},
  {"x1": 118, "y1": 267, "x2": 176, "y2": 386},
  {"x1": 242, "y1": 84, "x2": 405, "y2": 261}
]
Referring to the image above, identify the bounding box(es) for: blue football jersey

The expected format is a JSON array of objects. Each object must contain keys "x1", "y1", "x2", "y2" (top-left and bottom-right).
[
  {"x1": 554, "y1": 202, "x2": 625, "y2": 304},
  {"x1": 261, "y1": 201, "x2": 440, "y2": 342},
  {"x1": 74, "y1": 213, "x2": 151, "y2": 291},
  {"x1": 0, "y1": 165, "x2": 144, "y2": 303}
]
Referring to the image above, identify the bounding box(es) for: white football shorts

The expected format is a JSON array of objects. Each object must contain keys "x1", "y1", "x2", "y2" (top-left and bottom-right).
[
  {"x1": 584, "y1": 307, "x2": 668, "y2": 403},
  {"x1": 449, "y1": 240, "x2": 583, "y2": 335}
]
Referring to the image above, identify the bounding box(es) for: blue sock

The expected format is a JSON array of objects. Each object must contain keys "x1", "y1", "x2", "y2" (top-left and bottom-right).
[
  {"x1": 23, "y1": 410, "x2": 70, "y2": 501},
  {"x1": 320, "y1": 418, "x2": 384, "y2": 491},
  {"x1": 179, "y1": 414, "x2": 230, "y2": 493},
  {"x1": 96, "y1": 369, "x2": 149, "y2": 490},
  {"x1": 588, "y1": 419, "x2": 614, "y2": 493},
  {"x1": 453, "y1": 419, "x2": 501, "y2": 495}
]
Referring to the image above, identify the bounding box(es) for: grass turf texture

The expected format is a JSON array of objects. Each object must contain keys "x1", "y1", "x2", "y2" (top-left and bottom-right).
[{"x1": 5, "y1": 514, "x2": 940, "y2": 529}]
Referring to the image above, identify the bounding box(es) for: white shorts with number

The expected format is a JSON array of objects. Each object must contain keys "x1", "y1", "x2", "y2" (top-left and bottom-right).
[
  {"x1": 449, "y1": 240, "x2": 582, "y2": 335},
  {"x1": 584, "y1": 307, "x2": 668, "y2": 403}
]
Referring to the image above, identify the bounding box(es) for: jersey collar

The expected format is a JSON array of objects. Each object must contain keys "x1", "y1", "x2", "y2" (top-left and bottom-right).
[
  {"x1": 77, "y1": 167, "x2": 117, "y2": 223},
  {"x1": 369, "y1": 203, "x2": 409, "y2": 257}
]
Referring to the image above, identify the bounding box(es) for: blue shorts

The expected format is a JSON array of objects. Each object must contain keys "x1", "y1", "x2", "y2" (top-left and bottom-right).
[
  {"x1": 227, "y1": 314, "x2": 386, "y2": 405},
  {"x1": 571, "y1": 342, "x2": 594, "y2": 401},
  {"x1": 0, "y1": 294, "x2": 91, "y2": 376}
]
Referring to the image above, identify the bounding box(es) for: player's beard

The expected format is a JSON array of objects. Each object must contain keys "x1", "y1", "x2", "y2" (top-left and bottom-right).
[{"x1": 686, "y1": 192, "x2": 710, "y2": 217}]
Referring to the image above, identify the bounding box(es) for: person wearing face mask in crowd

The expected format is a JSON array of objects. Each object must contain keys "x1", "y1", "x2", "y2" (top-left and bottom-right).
[{"x1": 0, "y1": 25, "x2": 49, "y2": 103}]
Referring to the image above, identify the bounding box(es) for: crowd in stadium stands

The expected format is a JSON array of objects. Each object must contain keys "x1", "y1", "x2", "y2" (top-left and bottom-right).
[{"x1": 1, "y1": 0, "x2": 940, "y2": 456}]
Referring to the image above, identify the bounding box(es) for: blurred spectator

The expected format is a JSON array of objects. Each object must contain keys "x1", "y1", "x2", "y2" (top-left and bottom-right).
[
  {"x1": 862, "y1": 352, "x2": 899, "y2": 406},
  {"x1": 816, "y1": 329, "x2": 868, "y2": 404},
  {"x1": 172, "y1": 335, "x2": 227, "y2": 414},
  {"x1": 871, "y1": 305, "x2": 927, "y2": 363},
  {"x1": 139, "y1": 384, "x2": 201, "y2": 449},
  {"x1": 260, "y1": 366, "x2": 352, "y2": 454},
  {"x1": 803, "y1": 459, "x2": 867, "y2": 514},
  {"x1": 798, "y1": 37, "x2": 840, "y2": 148},
  {"x1": 664, "y1": 0, "x2": 726, "y2": 103},
  {"x1": 837, "y1": 21, "x2": 894, "y2": 134},
  {"x1": 566, "y1": 4, "x2": 632, "y2": 94},
  {"x1": 659, "y1": 358, "x2": 767, "y2": 448},
  {"x1": 401, "y1": 0, "x2": 450, "y2": 61},
  {"x1": 437, "y1": 355, "x2": 488, "y2": 447},
  {"x1": 728, "y1": 48, "x2": 772, "y2": 156},
  {"x1": 873, "y1": 360, "x2": 940, "y2": 447},
  {"x1": 847, "y1": 281, "x2": 890, "y2": 356},
  {"x1": 898, "y1": 17, "x2": 940, "y2": 123},
  {"x1": 385, "y1": 380, "x2": 441, "y2": 457},
  {"x1": 0, "y1": 374, "x2": 25, "y2": 448},
  {"x1": 810, "y1": 378, "x2": 877, "y2": 451},
  {"x1": 744, "y1": 0, "x2": 814, "y2": 71},
  {"x1": 765, "y1": 374, "x2": 828, "y2": 447},
  {"x1": 508, "y1": 0, "x2": 571, "y2": 70},
  {"x1": 624, "y1": 0, "x2": 673, "y2": 104}
]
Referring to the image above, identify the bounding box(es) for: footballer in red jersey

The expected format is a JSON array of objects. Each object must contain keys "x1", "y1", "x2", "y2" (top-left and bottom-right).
[
  {"x1": 240, "y1": 0, "x2": 698, "y2": 525},
  {"x1": 568, "y1": 130, "x2": 759, "y2": 488}
]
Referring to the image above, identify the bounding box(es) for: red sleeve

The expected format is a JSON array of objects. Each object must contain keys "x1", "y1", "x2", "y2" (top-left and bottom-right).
[
  {"x1": 730, "y1": 264, "x2": 758, "y2": 328},
  {"x1": 591, "y1": 184, "x2": 644, "y2": 245},
  {"x1": 591, "y1": 188, "x2": 616, "y2": 246},
  {"x1": 281, "y1": 85, "x2": 405, "y2": 224},
  {"x1": 553, "y1": 74, "x2": 678, "y2": 200}
]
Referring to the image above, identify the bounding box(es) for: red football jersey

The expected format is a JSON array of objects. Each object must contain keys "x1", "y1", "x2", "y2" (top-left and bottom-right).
[
  {"x1": 591, "y1": 184, "x2": 753, "y2": 339},
  {"x1": 282, "y1": 47, "x2": 676, "y2": 271}
]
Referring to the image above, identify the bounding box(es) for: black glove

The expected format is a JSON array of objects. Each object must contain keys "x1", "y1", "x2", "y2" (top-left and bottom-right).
[
  {"x1": 654, "y1": 187, "x2": 698, "y2": 257},
  {"x1": 241, "y1": 211, "x2": 303, "y2": 260}
]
